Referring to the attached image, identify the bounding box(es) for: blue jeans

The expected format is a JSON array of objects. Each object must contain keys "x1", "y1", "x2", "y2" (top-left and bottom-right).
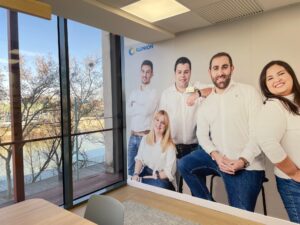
[
  {"x1": 178, "y1": 147, "x2": 265, "y2": 212},
  {"x1": 175, "y1": 144, "x2": 202, "y2": 193},
  {"x1": 276, "y1": 176, "x2": 300, "y2": 223},
  {"x1": 127, "y1": 135, "x2": 143, "y2": 176},
  {"x1": 140, "y1": 166, "x2": 175, "y2": 191}
]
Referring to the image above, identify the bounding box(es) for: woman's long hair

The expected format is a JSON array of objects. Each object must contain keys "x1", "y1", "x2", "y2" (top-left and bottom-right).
[
  {"x1": 146, "y1": 110, "x2": 174, "y2": 152},
  {"x1": 259, "y1": 60, "x2": 300, "y2": 115}
]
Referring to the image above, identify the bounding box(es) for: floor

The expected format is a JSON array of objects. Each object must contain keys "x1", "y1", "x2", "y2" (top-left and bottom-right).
[
  {"x1": 71, "y1": 185, "x2": 263, "y2": 225},
  {"x1": 0, "y1": 163, "x2": 123, "y2": 207}
]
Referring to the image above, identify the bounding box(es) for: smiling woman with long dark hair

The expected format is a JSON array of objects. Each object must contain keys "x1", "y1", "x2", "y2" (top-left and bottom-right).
[{"x1": 256, "y1": 60, "x2": 300, "y2": 223}]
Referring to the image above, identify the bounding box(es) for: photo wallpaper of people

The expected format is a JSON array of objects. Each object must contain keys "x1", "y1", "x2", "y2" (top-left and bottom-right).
[{"x1": 124, "y1": 4, "x2": 300, "y2": 224}]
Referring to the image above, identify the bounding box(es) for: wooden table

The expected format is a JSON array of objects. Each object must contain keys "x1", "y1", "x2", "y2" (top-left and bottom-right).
[{"x1": 0, "y1": 198, "x2": 96, "y2": 225}]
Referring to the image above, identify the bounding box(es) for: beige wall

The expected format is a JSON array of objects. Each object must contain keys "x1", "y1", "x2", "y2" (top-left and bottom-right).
[{"x1": 124, "y1": 3, "x2": 300, "y2": 221}]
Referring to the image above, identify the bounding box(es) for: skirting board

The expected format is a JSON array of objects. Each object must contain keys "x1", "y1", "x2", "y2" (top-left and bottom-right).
[{"x1": 127, "y1": 179, "x2": 296, "y2": 225}]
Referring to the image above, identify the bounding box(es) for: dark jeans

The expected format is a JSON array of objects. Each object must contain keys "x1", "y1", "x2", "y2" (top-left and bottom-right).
[
  {"x1": 176, "y1": 143, "x2": 199, "y2": 159},
  {"x1": 175, "y1": 143, "x2": 200, "y2": 193},
  {"x1": 276, "y1": 176, "x2": 300, "y2": 223},
  {"x1": 178, "y1": 148, "x2": 265, "y2": 212},
  {"x1": 127, "y1": 135, "x2": 143, "y2": 176},
  {"x1": 140, "y1": 166, "x2": 175, "y2": 191}
]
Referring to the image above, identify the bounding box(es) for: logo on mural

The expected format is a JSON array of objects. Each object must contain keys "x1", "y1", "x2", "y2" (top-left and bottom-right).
[{"x1": 129, "y1": 44, "x2": 154, "y2": 55}]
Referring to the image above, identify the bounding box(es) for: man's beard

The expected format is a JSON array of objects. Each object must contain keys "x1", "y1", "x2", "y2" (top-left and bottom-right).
[{"x1": 212, "y1": 74, "x2": 231, "y2": 90}]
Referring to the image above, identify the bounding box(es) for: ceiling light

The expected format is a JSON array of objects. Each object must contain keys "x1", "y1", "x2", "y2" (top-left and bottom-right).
[{"x1": 121, "y1": 0, "x2": 190, "y2": 23}]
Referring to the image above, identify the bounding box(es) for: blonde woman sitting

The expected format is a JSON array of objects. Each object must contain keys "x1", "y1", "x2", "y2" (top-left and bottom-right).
[{"x1": 132, "y1": 110, "x2": 176, "y2": 190}]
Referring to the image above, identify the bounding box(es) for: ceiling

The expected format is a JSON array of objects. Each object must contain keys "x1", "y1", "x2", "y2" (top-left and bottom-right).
[{"x1": 42, "y1": 0, "x2": 300, "y2": 43}]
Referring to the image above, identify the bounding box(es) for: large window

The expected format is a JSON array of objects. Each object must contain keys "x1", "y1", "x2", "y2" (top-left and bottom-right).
[
  {"x1": 67, "y1": 20, "x2": 123, "y2": 199},
  {"x1": 0, "y1": 8, "x2": 125, "y2": 208}
]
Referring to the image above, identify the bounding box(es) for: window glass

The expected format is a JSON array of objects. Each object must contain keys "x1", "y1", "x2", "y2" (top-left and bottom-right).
[
  {"x1": 68, "y1": 21, "x2": 112, "y2": 134},
  {"x1": 0, "y1": 8, "x2": 13, "y2": 207},
  {"x1": 18, "y1": 13, "x2": 63, "y2": 204},
  {"x1": 67, "y1": 21, "x2": 121, "y2": 199}
]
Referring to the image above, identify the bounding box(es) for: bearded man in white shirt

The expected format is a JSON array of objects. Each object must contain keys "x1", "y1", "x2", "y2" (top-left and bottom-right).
[
  {"x1": 127, "y1": 60, "x2": 159, "y2": 176},
  {"x1": 159, "y1": 57, "x2": 211, "y2": 192},
  {"x1": 178, "y1": 52, "x2": 265, "y2": 212}
]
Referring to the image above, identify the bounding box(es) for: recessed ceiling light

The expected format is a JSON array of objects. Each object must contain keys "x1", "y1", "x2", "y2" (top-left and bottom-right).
[{"x1": 121, "y1": 0, "x2": 190, "y2": 23}]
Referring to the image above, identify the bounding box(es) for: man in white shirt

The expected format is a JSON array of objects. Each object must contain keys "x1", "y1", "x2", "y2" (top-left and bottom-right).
[
  {"x1": 159, "y1": 57, "x2": 211, "y2": 192},
  {"x1": 127, "y1": 60, "x2": 158, "y2": 176},
  {"x1": 178, "y1": 52, "x2": 265, "y2": 211}
]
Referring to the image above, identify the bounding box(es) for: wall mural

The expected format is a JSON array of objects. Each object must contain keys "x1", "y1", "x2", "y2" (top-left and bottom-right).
[{"x1": 124, "y1": 6, "x2": 300, "y2": 221}]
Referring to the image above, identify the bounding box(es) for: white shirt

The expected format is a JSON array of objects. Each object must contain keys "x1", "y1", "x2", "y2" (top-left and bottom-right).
[
  {"x1": 135, "y1": 137, "x2": 176, "y2": 181},
  {"x1": 127, "y1": 85, "x2": 158, "y2": 132},
  {"x1": 256, "y1": 95, "x2": 300, "y2": 179},
  {"x1": 159, "y1": 82, "x2": 206, "y2": 144},
  {"x1": 197, "y1": 81, "x2": 265, "y2": 170}
]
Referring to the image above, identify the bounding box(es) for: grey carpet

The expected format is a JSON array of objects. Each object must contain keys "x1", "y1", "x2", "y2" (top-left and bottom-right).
[{"x1": 123, "y1": 200, "x2": 200, "y2": 225}]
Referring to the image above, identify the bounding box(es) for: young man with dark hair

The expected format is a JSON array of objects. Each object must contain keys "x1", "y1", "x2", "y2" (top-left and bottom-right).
[
  {"x1": 127, "y1": 60, "x2": 158, "y2": 176},
  {"x1": 159, "y1": 56, "x2": 211, "y2": 192},
  {"x1": 178, "y1": 52, "x2": 265, "y2": 211}
]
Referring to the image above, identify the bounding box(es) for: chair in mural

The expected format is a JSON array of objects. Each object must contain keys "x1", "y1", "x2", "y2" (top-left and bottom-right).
[{"x1": 191, "y1": 168, "x2": 269, "y2": 215}]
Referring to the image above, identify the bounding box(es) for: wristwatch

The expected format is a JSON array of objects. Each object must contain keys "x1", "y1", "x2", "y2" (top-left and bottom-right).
[
  {"x1": 239, "y1": 157, "x2": 250, "y2": 168},
  {"x1": 195, "y1": 88, "x2": 202, "y2": 97},
  {"x1": 155, "y1": 170, "x2": 160, "y2": 179}
]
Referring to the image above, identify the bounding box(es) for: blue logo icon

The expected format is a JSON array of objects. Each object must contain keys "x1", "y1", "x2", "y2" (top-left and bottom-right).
[
  {"x1": 129, "y1": 48, "x2": 136, "y2": 55},
  {"x1": 129, "y1": 44, "x2": 154, "y2": 56}
]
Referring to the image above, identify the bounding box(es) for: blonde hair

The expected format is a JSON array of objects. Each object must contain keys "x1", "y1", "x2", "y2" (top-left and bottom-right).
[{"x1": 146, "y1": 110, "x2": 174, "y2": 152}]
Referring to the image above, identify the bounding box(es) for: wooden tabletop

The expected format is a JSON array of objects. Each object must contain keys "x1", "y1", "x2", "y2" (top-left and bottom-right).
[{"x1": 0, "y1": 198, "x2": 96, "y2": 225}]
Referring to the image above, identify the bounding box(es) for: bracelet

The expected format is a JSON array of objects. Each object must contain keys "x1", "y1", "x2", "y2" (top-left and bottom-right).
[{"x1": 133, "y1": 172, "x2": 139, "y2": 176}]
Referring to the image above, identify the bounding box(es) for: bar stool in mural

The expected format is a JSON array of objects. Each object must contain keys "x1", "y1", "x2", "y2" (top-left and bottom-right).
[{"x1": 191, "y1": 168, "x2": 269, "y2": 215}]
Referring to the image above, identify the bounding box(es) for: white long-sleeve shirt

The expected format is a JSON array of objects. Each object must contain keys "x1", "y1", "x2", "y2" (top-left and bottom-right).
[
  {"x1": 197, "y1": 81, "x2": 265, "y2": 170},
  {"x1": 256, "y1": 94, "x2": 300, "y2": 179},
  {"x1": 159, "y1": 82, "x2": 207, "y2": 144},
  {"x1": 127, "y1": 85, "x2": 158, "y2": 132},
  {"x1": 135, "y1": 137, "x2": 176, "y2": 181}
]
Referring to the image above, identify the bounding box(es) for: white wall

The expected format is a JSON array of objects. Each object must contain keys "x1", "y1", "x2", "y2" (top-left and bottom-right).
[
  {"x1": 124, "y1": 3, "x2": 300, "y2": 221},
  {"x1": 102, "y1": 31, "x2": 114, "y2": 170}
]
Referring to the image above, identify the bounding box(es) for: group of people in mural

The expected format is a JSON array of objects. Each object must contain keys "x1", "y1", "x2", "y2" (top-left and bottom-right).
[{"x1": 127, "y1": 52, "x2": 300, "y2": 223}]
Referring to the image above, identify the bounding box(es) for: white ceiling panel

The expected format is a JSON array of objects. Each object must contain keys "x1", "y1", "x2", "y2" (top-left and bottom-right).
[
  {"x1": 154, "y1": 11, "x2": 211, "y2": 33},
  {"x1": 257, "y1": 0, "x2": 300, "y2": 10},
  {"x1": 194, "y1": 0, "x2": 263, "y2": 24},
  {"x1": 41, "y1": 0, "x2": 300, "y2": 43},
  {"x1": 177, "y1": 0, "x2": 222, "y2": 9}
]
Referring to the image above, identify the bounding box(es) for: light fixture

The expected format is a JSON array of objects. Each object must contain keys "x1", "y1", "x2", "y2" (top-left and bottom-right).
[{"x1": 121, "y1": 0, "x2": 190, "y2": 23}]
